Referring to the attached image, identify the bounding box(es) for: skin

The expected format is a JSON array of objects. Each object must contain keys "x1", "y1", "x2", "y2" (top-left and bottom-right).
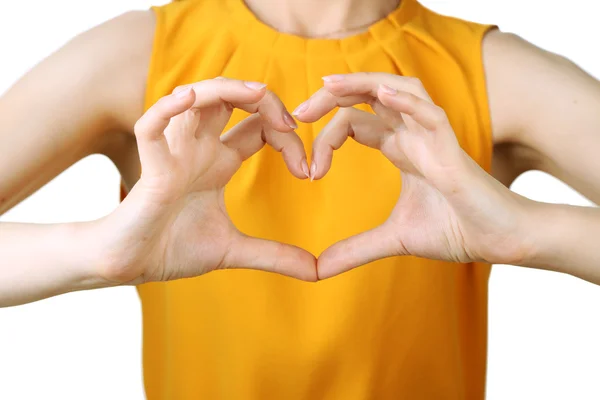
[
  {"x1": 1, "y1": 0, "x2": 600, "y2": 307},
  {"x1": 297, "y1": 74, "x2": 600, "y2": 285}
]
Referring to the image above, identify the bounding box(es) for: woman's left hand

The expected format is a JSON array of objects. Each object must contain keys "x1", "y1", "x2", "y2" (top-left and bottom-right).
[{"x1": 294, "y1": 73, "x2": 536, "y2": 279}]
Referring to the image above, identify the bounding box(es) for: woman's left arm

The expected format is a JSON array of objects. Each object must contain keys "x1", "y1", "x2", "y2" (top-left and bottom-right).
[
  {"x1": 484, "y1": 29, "x2": 600, "y2": 203},
  {"x1": 522, "y1": 202, "x2": 600, "y2": 284},
  {"x1": 482, "y1": 30, "x2": 600, "y2": 283},
  {"x1": 293, "y1": 28, "x2": 600, "y2": 284}
]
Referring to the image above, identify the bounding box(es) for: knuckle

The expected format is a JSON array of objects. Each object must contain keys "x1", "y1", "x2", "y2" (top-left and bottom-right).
[
  {"x1": 262, "y1": 89, "x2": 276, "y2": 101},
  {"x1": 431, "y1": 106, "x2": 448, "y2": 126},
  {"x1": 260, "y1": 90, "x2": 280, "y2": 107},
  {"x1": 369, "y1": 72, "x2": 390, "y2": 80},
  {"x1": 172, "y1": 85, "x2": 187, "y2": 94},
  {"x1": 202, "y1": 78, "x2": 226, "y2": 96},
  {"x1": 133, "y1": 119, "x2": 144, "y2": 136},
  {"x1": 337, "y1": 106, "x2": 352, "y2": 117},
  {"x1": 312, "y1": 133, "x2": 323, "y2": 147},
  {"x1": 362, "y1": 71, "x2": 385, "y2": 78},
  {"x1": 405, "y1": 76, "x2": 423, "y2": 87},
  {"x1": 214, "y1": 76, "x2": 235, "y2": 90},
  {"x1": 402, "y1": 92, "x2": 418, "y2": 108},
  {"x1": 213, "y1": 77, "x2": 227, "y2": 89},
  {"x1": 367, "y1": 96, "x2": 379, "y2": 107},
  {"x1": 337, "y1": 107, "x2": 355, "y2": 123},
  {"x1": 404, "y1": 77, "x2": 424, "y2": 93}
]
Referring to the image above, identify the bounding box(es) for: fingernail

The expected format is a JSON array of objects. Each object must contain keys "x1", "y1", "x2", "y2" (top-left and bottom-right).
[
  {"x1": 301, "y1": 159, "x2": 310, "y2": 178},
  {"x1": 175, "y1": 87, "x2": 192, "y2": 98},
  {"x1": 292, "y1": 100, "x2": 310, "y2": 116},
  {"x1": 283, "y1": 111, "x2": 298, "y2": 129},
  {"x1": 322, "y1": 74, "x2": 345, "y2": 83},
  {"x1": 244, "y1": 81, "x2": 267, "y2": 91},
  {"x1": 379, "y1": 84, "x2": 398, "y2": 95},
  {"x1": 310, "y1": 160, "x2": 317, "y2": 181}
]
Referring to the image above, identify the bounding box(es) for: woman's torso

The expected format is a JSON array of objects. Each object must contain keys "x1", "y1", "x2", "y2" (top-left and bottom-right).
[{"x1": 117, "y1": 0, "x2": 495, "y2": 398}]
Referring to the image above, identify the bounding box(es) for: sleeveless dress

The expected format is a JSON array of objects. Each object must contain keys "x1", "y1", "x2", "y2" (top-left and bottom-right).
[{"x1": 139, "y1": 0, "x2": 495, "y2": 398}]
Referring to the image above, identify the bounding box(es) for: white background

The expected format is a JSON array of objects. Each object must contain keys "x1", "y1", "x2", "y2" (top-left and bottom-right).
[{"x1": 0, "y1": 1, "x2": 599, "y2": 399}]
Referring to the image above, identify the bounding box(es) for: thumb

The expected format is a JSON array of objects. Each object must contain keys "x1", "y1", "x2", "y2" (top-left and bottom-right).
[
  {"x1": 317, "y1": 223, "x2": 400, "y2": 280},
  {"x1": 224, "y1": 234, "x2": 318, "y2": 282}
]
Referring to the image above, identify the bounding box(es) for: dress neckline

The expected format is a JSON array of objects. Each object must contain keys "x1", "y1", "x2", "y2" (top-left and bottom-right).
[{"x1": 226, "y1": 0, "x2": 417, "y2": 57}]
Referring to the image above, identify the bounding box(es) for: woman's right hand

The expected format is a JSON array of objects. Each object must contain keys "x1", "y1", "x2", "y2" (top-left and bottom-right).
[{"x1": 93, "y1": 78, "x2": 317, "y2": 284}]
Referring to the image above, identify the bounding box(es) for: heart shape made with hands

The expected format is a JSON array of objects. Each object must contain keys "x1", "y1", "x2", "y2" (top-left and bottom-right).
[
  {"x1": 117, "y1": 72, "x2": 524, "y2": 287},
  {"x1": 295, "y1": 73, "x2": 525, "y2": 280},
  {"x1": 293, "y1": 72, "x2": 475, "y2": 280}
]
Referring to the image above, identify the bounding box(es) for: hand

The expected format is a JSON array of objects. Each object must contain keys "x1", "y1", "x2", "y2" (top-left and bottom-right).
[
  {"x1": 294, "y1": 73, "x2": 534, "y2": 279},
  {"x1": 94, "y1": 78, "x2": 317, "y2": 284}
]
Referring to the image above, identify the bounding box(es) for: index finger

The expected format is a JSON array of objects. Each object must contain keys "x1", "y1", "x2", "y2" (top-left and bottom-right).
[
  {"x1": 321, "y1": 73, "x2": 432, "y2": 101},
  {"x1": 293, "y1": 73, "x2": 432, "y2": 125},
  {"x1": 174, "y1": 78, "x2": 297, "y2": 132}
]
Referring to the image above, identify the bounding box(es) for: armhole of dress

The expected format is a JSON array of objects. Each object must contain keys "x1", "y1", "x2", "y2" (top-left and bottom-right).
[
  {"x1": 122, "y1": 6, "x2": 166, "y2": 201},
  {"x1": 143, "y1": 6, "x2": 166, "y2": 113},
  {"x1": 474, "y1": 24, "x2": 499, "y2": 173}
]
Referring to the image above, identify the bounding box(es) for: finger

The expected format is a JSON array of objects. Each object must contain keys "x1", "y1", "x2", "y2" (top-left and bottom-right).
[
  {"x1": 292, "y1": 86, "x2": 370, "y2": 123},
  {"x1": 294, "y1": 73, "x2": 432, "y2": 127},
  {"x1": 163, "y1": 106, "x2": 202, "y2": 155},
  {"x1": 293, "y1": 84, "x2": 403, "y2": 131},
  {"x1": 321, "y1": 74, "x2": 434, "y2": 130},
  {"x1": 172, "y1": 78, "x2": 266, "y2": 109},
  {"x1": 134, "y1": 88, "x2": 196, "y2": 175},
  {"x1": 136, "y1": 88, "x2": 196, "y2": 140},
  {"x1": 310, "y1": 107, "x2": 389, "y2": 180},
  {"x1": 321, "y1": 73, "x2": 432, "y2": 101},
  {"x1": 173, "y1": 79, "x2": 264, "y2": 136},
  {"x1": 220, "y1": 114, "x2": 310, "y2": 179},
  {"x1": 377, "y1": 86, "x2": 451, "y2": 132},
  {"x1": 239, "y1": 89, "x2": 299, "y2": 133},
  {"x1": 175, "y1": 78, "x2": 297, "y2": 133},
  {"x1": 224, "y1": 235, "x2": 318, "y2": 282},
  {"x1": 317, "y1": 223, "x2": 399, "y2": 280},
  {"x1": 378, "y1": 87, "x2": 462, "y2": 178}
]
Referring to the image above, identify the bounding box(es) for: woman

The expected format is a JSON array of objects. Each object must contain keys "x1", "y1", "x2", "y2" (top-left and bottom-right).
[{"x1": 1, "y1": 0, "x2": 599, "y2": 398}]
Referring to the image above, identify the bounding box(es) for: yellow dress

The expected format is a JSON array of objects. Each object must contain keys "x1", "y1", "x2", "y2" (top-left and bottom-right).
[{"x1": 139, "y1": 0, "x2": 494, "y2": 398}]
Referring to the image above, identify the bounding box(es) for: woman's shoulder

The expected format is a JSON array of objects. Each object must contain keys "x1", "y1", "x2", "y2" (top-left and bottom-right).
[
  {"x1": 22, "y1": 10, "x2": 157, "y2": 131},
  {"x1": 406, "y1": 1, "x2": 496, "y2": 52},
  {"x1": 81, "y1": 10, "x2": 156, "y2": 129},
  {"x1": 151, "y1": 0, "x2": 230, "y2": 34}
]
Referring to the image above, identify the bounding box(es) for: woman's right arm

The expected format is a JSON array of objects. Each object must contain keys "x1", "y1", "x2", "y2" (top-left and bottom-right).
[
  {"x1": 1, "y1": 11, "x2": 317, "y2": 307},
  {"x1": 0, "y1": 11, "x2": 155, "y2": 306}
]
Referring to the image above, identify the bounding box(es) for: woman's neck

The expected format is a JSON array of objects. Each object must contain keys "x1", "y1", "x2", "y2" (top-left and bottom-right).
[{"x1": 243, "y1": 0, "x2": 401, "y2": 39}]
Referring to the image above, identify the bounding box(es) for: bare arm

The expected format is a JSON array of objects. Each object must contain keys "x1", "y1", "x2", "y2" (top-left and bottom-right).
[
  {"x1": 0, "y1": 11, "x2": 154, "y2": 306},
  {"x1": 0, "y1": 11, "x2": 151, "y2": 212},
  {"x1": 291, "y1": 57, "x2": 600, "y2": 284},
  {"x1": 523, "y1": 203, "x2": 600, "y2": 284},
  {"x1": 0, "y1": 222, "x2": 114, "y2": 306},
  {"x1": 485, "y1": 30, "x2": 600, "y2": 283},
  {"x1": 0, "y1": 10, "x2": 316, "y2": 307}
]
